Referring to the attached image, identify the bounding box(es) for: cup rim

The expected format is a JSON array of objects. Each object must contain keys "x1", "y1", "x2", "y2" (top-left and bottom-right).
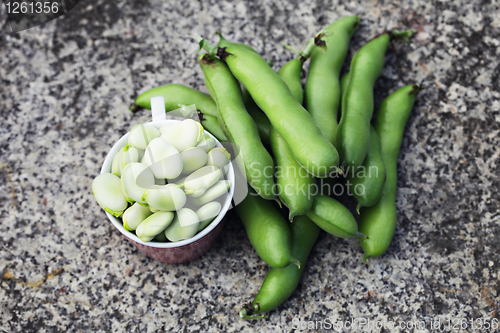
[{"x1": 100, "y1": 119, "x2": 235, "y2": 248}]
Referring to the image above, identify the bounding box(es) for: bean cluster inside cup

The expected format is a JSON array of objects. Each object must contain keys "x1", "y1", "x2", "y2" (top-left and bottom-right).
[{"x1": 92, "y1": 119, "x2": 232, "y2": 243}]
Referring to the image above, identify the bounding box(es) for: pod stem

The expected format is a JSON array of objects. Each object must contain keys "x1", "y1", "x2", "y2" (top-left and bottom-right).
[
  {"x1": 357, "y1": 231, "x2": 368, "y2": 239},
  {"x1": 215, "y1": 32, "x2": 226, "y2": 42},
  {"x1": 239, "y1": 308, "x2": 268, "y2": 320},
  {"x1": 299, "y1": 37, "x2": 317, "y2": 61},
  {"x1": 196, "y1": 110, "x2": 205, "y2": 121},
  {"x1": 281, "y1": 37, "x2": 317, "y2": 63},
  {"x1": 363, "y1": 253, "x2": 370, "y2": 264},
  {"x1": 356, "y1": 203, "x2": 362, "y2": 215},
  {"x1": 281, "y1": 42, "x2": 301, "y2": 55},
  {"x1": 291, "y1": 257, "x2": 301, "y2": 269},
  {"x1": 390, "y1": 29, "x2": 416, "y2": 43},
  {"x1": 410, "y1": 84, "x2": 425, "y2": 96},
  {"x1": 190, "y1": 35, "x2": 218, "y2": 56},
  {"x1": 275, "y1": 198, "x2": 283, "y2": 209},
  {"x1": 129, "y1": 103, "x2": 142, "y2": 113}
]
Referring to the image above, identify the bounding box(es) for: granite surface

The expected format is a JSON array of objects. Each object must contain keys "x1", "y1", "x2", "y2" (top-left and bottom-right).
[{"x1": 1, "y1": 0, "x2": 500, "y2": 332}]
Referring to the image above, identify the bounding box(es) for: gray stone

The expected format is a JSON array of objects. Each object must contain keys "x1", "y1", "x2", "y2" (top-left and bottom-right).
[{"x1": 0, "y1": 0, "x2": 499, "y2": 331}]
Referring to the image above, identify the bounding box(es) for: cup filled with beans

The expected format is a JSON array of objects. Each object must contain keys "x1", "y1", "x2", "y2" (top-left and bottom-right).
[{"x1": 92, "y1": 97, "x2": 236, "y2": 264}]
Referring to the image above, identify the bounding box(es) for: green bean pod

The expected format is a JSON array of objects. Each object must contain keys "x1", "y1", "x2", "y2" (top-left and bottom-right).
[
  {"x1": 246, "y1": 103, "x2": 272, "y2": 147},
  {"x1": 130, "y1": 83, "x2": 227, "y2": 142},
  {"x1": 268, "y1": 40, "x2": 318, "y2": 219},
  {"x1": 239, "y1": 214, "x2": 320, "y2": 319},
  {"x1": 130, "y1": 84, "x2": 218, "y2": 117},
  {"x1": 270, "y1": 127, "x2": 314, "y2": 220},
  {"x1": 335, "y1": 29, "x2": 415, "y2": 169},
  {"x1": 276, "y1": 35, "x2": 316, "y2": 103},
  {"x1": 339, "y1": 72, "x2": 350, "y2": 107},
  {"x1": 305, "y1": 194, "x2": 362, "y2": 238},
  {"x1": 217, "y1": 33, "x2": 258, "y2": 54},
  {"x1": 276, "y1": 57, "x2": 304, "y2": 104},
  {"x1": 241, "y1": 79, "x2": 271, "y2": 147},
  {"x1": 347, "y1": 126, "x2": 386, "y2": 213},
  {"x1": 236, "y1": 190, "x2": 300, "y2": 268},
  {"x1": 199, "y1": 114, "x2": 228, "y2": 142},
  {"x1": 242, "y1": 38, "x2": 315, "y2": 146},
  {"x1": 217, "y1": 45, "x2": 339, "y2": 178},
  {"x1": 199, "y1": 54, "x2": 276, "y2": 200},
  {"x1": 305, "y1": 16, "x2": 360, "y2": 143},
  {"x1": 359, "y1": 84, "x2": 421, "y2": 262}
]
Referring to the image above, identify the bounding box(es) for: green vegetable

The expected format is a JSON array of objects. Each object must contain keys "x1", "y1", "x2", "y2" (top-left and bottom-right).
[
  {"x1": 199, "y1": 114, "x2": 228, "y2": 142},
  {"x1": 136, "y1": 211, "x2": 175, "y2": 242},
  {"x1": 196, "y1": 201, "x2": 222, "y2": 231},
  {"x1": 305, "y1": 16, "x2": 360, "y2": 143},
  {"x1": 239, "y1": 214, "x2": 320, "y2": 319},
  {"x1": 121, "y1": 163, "x2": 155, "y2": 205},
  {"x1": 160, "y1": 119, "x2": 205, "y2": 152},
  {"x1": 199, "y1": 54, "x2": 276, "y2": 200},
  {"x1": 142, "y1": 184, "x2": 187, "y2": 211},
  {"x1": 359, "y1": 84, "x2": 422, "y2": 262},
  {"x1": 335, "y1": 29, "x2": 415, "y2": 169},
  {"x1": 269, "y1": 38, "x2": 317, "y2": 219},
  {"x1": 180, "y1": 147, "x2": 208, "y2": 175},
  {"x1": 216, "y1": 44, "x2": 340, "y2": 178},
  {"x1": 141, "y1": 137, "x2": 183, "y2": 179},
  {"x1": 130, "y1": 84, "x2": 218, "y2": 117},
  {"x1": 123, "y1": 202, "x2": 152, "y2": 231},
  {"x1": 191, "y1": 180, "x2": 231, "y2": 206},
  {"x1": 164, "y1": 208, "x2": 200, "y2": 241},
  {"x1": 270, "y1": 127, "x2": 314, "y2": 220},
  {"x1": 347, "y1": 126, "x2": 386, "y2": 213},
  {"x1": 183, "y1": 166, "x2": 221, "y2": 197},
  {"x1": 306, "y1": 194, "x2": 362, "y2": 238},
  {"x1": 236, "y1": 189, "x2": 300, "y2": 269},
  {"x1": 92, "y1": 173, "x2": 128, "y2": 217}
]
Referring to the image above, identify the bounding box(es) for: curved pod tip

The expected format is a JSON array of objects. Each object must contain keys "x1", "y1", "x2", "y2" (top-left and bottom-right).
[
  {"x1": 356, "y1": 203, "x2": 362, "y2": 215},
  {"x1": 292, "y1": 257, "x2": 301, "y2": 270},
  {"x1": 390, "y1": 29, "x2": 416, "y2": 43},
  {"x1": 363, "y1": 254, "x2": 370, "y2": 265},
  {"x1": 129, "y1": 103, "x2": 141, "y2": 113},
  {"x1": 275, "y1": 198, "x2": 282, "y2": 208},
  {"x1": 410, "y1": 84, "x2": 425, "y2": 96},
  {"x1": 238, "y1": 308, "x2": 268, "y2": 320}
]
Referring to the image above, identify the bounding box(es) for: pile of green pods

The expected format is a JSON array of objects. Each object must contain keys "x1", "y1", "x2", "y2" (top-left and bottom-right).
[{"x1": 124, "y1": 15, "x2": 422, "y2": 320}]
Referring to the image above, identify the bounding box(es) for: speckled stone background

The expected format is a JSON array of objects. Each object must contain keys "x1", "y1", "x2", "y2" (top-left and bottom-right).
[{"x1": 1, "y1": 0, "x2": 499, "y2": 332}]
